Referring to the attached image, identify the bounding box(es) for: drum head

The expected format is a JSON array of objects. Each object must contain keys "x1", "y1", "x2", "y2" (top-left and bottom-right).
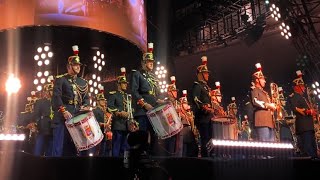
[{"x1": 68, "y1": 111, "x2": 92, "y2": 124}]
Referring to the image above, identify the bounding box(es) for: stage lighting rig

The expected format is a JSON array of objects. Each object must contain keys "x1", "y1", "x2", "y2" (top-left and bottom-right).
[
  {"x1": 155, "y1": 61, "x2": 168, "y2": 93},
  {"x1": 33, "y1": 44, "x2": 53, "y2": 92},
  {"x1": 88, "y1": 48, "x2": 106, "y2": 106}
]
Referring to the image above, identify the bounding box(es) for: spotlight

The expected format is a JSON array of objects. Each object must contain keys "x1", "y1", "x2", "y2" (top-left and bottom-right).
[
  {"x1": 37, "y1": 72, "x2": 42, "y2": 77},
  {"x1": 36, "y1": 85, "x2": 42, "y2": 91},
  {"x1": 33, "y1": 79, "x2": 39, "y2": 85},
  {"x1": 34, "y1": 55, "x2": 39, "y2": 61},
  {"x1": 37, "y1": 47, "x2": 42, "y2": 53},
  {"x1": 44, "y1": 71, "x2": 49, "y2": 76},
  {"x1": 44, "y1": 59, "x2": 50, "y2": 65},
  {"x1": 48, "y1": 52, "x2": 53, "y2": 58},
  {"x1": 41, "y1": 53, "x2": 46, "y2": 59},
  {"x1": 279, "y1": 22, "x2": 291, "y2": 39},
  {"x1": 37, "y1": 61, "x2": 43, "y2": 66},
  {"x1": 5, "y1": 74, "x2": 21, "y2": 94}
]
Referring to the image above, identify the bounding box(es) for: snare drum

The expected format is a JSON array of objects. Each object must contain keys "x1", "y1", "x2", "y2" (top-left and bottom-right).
[
  {"x1": 211, "y1": 116, "x2": 238, "y2": 140},
  {"x1": 146, "y1": 103, "x2": 183, "y2": 139},
  {"x1": 65, "y1": 111, "x2": 103, "y2": 151}
]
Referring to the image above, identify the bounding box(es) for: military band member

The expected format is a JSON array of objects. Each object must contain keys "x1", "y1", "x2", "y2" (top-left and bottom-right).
[
  {"x1": 130, "y1": 42, "x2": 165, "y2": 155},
  {"x1": 239, "y1": 115, "x2": 252, "y2": 141},
  {"x1": 227, "y1": 97, "x2": 239, "y2": 140},
  {"x1": 52, "y1": 45, "x2": 90, "y2": 157},
  {"x1": 211, "y1": 82, "x2": 236, "y2": 140},
  {"x1": 210, "y1": 82, "x2": 227, "y2": 117},
  {"x1": 108, "y1": 67, "x2": 130, "y2": 157},
  {"x1": 17, "y1": 98, "x2": 37, "y2": 154},
  {"x1": 250, "y1": 63, "x2": 276, "y2": 142},
  {"x1": 166, "y1": 76, "x2": 182, "y2": 156},
  {"x1": 289, "y1": 70, "x2": 318, "y2": 158},
  {"x1": 277, "y1": 87, "x2": 294, "y2": 143},
  {"x1": 179, "y1": 90, "x2": 199, "y2": 157},
  {"x1": 191, "y1": 56, "x2": 214, "y2": 157},
  {"x1": 32, "y1": 77, "x2": 54, "y2": 156},
  {"x1": 93, "y1": 86, "x2": 113, "y2": 156}
]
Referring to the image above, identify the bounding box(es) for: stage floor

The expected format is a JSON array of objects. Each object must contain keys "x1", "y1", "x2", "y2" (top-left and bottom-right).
[{"x1": 0, "y1": 151, "x2": 319, "y2": 180}]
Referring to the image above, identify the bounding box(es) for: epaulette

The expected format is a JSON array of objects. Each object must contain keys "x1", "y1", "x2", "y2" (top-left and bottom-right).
[
  {"x1": 55, "y1": 73, "x2": 68, "y2": 79},
  {"x1": 109, "y1": 91, "x2": 116, "y2": 94}
]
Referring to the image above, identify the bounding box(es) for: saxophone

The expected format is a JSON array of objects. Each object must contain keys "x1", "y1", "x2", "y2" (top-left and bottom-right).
[
  {"x1": 270, "y1": 83, "x2": 283, "y2": 120},
  {"x1": 270, "y1": 82, "x2": 283, "y2": 142},
  {"x1": 126, "y1": 94, "x2": 139, "y2": 132}
]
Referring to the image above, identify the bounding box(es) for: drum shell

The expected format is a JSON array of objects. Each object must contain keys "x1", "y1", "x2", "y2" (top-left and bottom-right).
[
  {"x1": 65, "y1": 111, "x2": 103, "y2": 151},
  {"x1": 146, "y1": 103, "x2": 183, "y2": 139}
]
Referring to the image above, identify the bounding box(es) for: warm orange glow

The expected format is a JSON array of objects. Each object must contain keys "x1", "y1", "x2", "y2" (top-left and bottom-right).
[{"x1": 5, "y1": 74, "x2": 21, "y2": 94}]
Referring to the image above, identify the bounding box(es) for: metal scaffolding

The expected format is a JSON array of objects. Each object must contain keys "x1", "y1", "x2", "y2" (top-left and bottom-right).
[
  {"x1": 173, "y1": 0, "x2": 270, "y2": 56},
  {"x1": 284, "y1": 0, "x2": 320, "y2": 80}
]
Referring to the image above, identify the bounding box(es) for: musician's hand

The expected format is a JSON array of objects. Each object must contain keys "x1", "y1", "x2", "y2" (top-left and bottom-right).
[
  {"x1": 80, "y1": 106, "x2": 91, "y2": 111},
  {"x1": 156, "y1": 99, "x2": 166, "y2": 104},
  {"x1": 121, "y1": 111, "x2": 129, "y2": 119},
  {"x1": 116, "y1": 111, "x2": 129, "y2": 118},
  {"x1": 63, "y1": 111, "x2": 73, "y2": 120},
  {"x1": 144, "y1": 103, "x2": 153, "y2": 111},
  {"x1": 305, "y1": 109, "x2": 316, "y2": 116},
  {"x1": 105, "y1": 131, "x2": 113, "y2": 140},
  {"x1": 26, "y1": 123, "x2": 35, "y2": 129},
  {"x1": 265, "y1": 103, "x2": 276, "y2": 110}
]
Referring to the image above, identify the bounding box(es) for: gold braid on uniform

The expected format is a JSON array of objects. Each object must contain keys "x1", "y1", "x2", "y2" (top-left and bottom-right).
[
  {"x1": 72, "y1": 79, "x2": 88, "y2": 105},
  {"x1": 146, "y1": 72, "x2": 159, "y2": 96}
]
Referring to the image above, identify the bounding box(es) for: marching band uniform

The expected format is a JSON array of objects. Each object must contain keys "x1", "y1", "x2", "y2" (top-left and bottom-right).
[
  {"x1": 191, "y1": 56, "x2": 214, "y2": 157},
  {"x1": 239, "y1": 115, "x2": 252, "y2": 141},
  {"x1": 166, "y1": 76, "x2": 182, "y2": 156},
  {"x1": 32, "y1": 77, "x2": 54, "y2": 156},
  {"x1": 179, "y1": 90, "x2": 199, "y2": 157},
  {"x1": 289, "y1": 70, "x2": 318, "y2": 158},
  {"x1": 108, "y1": 67, "x2": 130, "y2": 157},
  {"x1": 52, "y1": 45, "x2": 90, "y2": 156},
  {"x1": 250, "y1": 63, "x2": 276, "y2": 142},
  {"x1": 226, "y1": 97, "x2": 239, "y2": 140},
  {"x1": 210, "y1": 82, "x2": 227, "y2": 140},
  {"x1": 277, "y1": 87, "x2": 294, "y2": 143},
  {"x1": 93, "y1": 86, "x2": 113, "y2": 157},
  {"x1": 130, "y1": 43, "x2": 163, "y2": 155},
  {"x1": 18, "y1": 98, "x2": 37, "y2": 154}
]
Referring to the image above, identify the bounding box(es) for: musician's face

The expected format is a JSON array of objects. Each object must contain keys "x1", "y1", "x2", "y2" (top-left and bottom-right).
[
  {"x1": 120, "y1": 82, "x2": 128, "y2": 91},
  {"x1": 202, "y1": 72, "x2": 209, "y2": 82},
  {"x1": 143, "y1": 60, "x2": 154, "y2": 71},
  {"x1": 256, "y1": 77, "x2": 266, "y2": 88},
  {"x1": 99, "y1": 100, "x2": 106, "y2": 107},
  {"x1": 68, "y1": 64, "x2": 81, "y2": 75},
  {"x1": 216, "y1": 95, "x2": 222, "y2": 103}
]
